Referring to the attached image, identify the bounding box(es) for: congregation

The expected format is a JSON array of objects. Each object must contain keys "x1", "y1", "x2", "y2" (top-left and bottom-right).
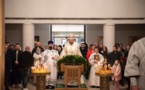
[{"x1": 4, "y1": 37, "x2": 131, "y2": 90}]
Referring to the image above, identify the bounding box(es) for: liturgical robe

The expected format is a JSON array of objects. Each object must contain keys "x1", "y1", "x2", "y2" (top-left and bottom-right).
[
  {"x1": 89, "y1": 53, "x2": 104, "y2": 86},
  {"x1": 60, "y1": 42, "x2": 84, "y2": 85},
  {"x1": 124, "y1": 37, "x2": 145, "y2": 90},
  {"x1": 42, "y1": 49, "x2": 59, "y2": 80},
  {"x1": 60, "y1": 42, "x2": 82, "y2": 58}
]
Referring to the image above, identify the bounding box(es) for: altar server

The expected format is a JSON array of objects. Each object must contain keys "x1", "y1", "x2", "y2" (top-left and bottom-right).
[{"x1": 89, "y1": 47, "x2": 104, "y2": 88}]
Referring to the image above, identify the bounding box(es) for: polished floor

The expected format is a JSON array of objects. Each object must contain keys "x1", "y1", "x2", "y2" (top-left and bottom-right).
[{"x1": 11, "y1": 79, "x2": 128, "y2": 90}]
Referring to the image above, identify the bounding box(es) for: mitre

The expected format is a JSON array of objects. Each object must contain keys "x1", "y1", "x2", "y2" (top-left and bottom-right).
[{"x1": 68, "y1": 34, "x2": 74, "y2": 40}]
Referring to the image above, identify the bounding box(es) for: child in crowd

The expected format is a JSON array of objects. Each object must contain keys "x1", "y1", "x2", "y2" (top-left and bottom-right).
[{"x1": 111, "y1": 60, "x2": 121, "y2": 90}]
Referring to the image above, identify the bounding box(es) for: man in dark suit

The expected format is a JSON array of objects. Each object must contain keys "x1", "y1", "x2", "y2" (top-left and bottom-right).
[
  {"x1": 19, "y1": 46, "x2": 34, "y2": 90},
  {"x1": 5, "y1": 45, "x2": 12, "y2": 90},
  {"x1": 11, "y1": 44, "x2": 23, "y2": 87},
  {"x1": 108, "y1": 46, "x2": 119, "y2": 66}
]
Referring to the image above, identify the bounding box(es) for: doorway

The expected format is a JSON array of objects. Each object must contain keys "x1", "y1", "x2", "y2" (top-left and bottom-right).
[{"x1": 51, "y1": 25, "x2": 85, "y2": 45}]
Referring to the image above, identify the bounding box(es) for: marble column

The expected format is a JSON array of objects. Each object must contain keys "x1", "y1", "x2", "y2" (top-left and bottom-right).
[
  {"x1": 103, "y1": 23, "x2": 115, "y2": 52},
  {"x1": 0, "y1": 0, "x2": 4, "y2": 89},
  {"x1": 22, "y1": 23, "x2": 35, "y2": 51}
]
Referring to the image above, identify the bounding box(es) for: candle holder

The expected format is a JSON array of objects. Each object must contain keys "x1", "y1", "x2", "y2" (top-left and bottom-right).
[
  {"x1": 31, "y1": 63, "x2": 50, "y2": 90},
  {"x1": 96, "y1": 63, "x2": 113, "y2": 90}
]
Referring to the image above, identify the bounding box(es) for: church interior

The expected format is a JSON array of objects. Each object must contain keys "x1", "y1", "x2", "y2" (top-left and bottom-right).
[{"x1": 0, "y1": 0, "x2": 145, "y2": 90}]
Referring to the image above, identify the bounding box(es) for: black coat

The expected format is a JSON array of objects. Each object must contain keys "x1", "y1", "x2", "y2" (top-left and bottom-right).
[
  {"x1": 99, "y1": 48, "x2": 103, "y2": 53},
  {"x1": 80, "y1": 47, "x2": 88, "y2": 59},
  {"x1": 5, "y1": 50, "x2": 12, "y2": 71},
  {"x1": 100, "y1": 51, "x2": 109, "y2": 59},
  {"x1": 108, "y1": 51, "x2": 118, "y2": 66},
  {"x1": 19, "y1": 51, "x2": 34, "y2": 69},
  {"x1": 117, "y1": 51, "x2": 123, "y2": 60},
  {"x1": 12, "y1": 50, "x2": 23, "y2": 68},
  {"x1": 125, "y1": 51, "x2": 129, "y2": 58}
]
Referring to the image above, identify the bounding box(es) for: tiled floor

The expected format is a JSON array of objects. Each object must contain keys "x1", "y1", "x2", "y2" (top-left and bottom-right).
[{"x1": 11, "y1": 79, "x2": 128, "y2": 90}]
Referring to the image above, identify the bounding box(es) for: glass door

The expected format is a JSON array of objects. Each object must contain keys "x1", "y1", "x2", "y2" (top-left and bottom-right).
[{"x1": 52, "y1": 25, "x2": 85, "y2": 45}]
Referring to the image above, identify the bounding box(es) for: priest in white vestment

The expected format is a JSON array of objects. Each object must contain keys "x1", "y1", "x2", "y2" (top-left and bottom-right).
[
  {"x1": 125, "y1": 37, "x2": 145, "y2": 90},
  {"x1": 60, "y1": 34, "x2": 83, "y2": 85},
  {"x1": 60, "y1": 34, "x2": 82, "y2": 58},
  {"x1": 89, "y1": 47, "x2": 104, "y2": 88},
  {"x1": 42, "y1": 41, "x2": 59, "y2": 81}
]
